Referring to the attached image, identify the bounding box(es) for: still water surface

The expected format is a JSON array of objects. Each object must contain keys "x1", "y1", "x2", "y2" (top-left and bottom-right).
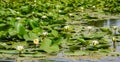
[{"x1": 88, "y1": 19, "x2": 120, "y2": 27}]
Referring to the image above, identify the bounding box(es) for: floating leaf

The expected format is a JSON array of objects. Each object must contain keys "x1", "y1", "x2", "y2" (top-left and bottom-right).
[
  {"x1": 40, "y1": 38, "x2": 59, "y2": 53},
  {"x1": 19, "y1": 25, "x2": 26, "y2": 36},
  {"x1": 51, "y1": 30, "x2": 59, "y2": 37},
  {"x1": 29, "y1": 31, "x2": 38, "y2": 40},
  {"x1": 23, "y1": 31, "x2": 39, "y2": 41},
  {"x1": 8, "y1": 28, "x2": 17, "y2": 36},
  {"x1": 23, "y1": 33, "x2": 31, "y2": 41},
  {"x1": 0, "y1": 43, "x2": 9, "y2": 49},
  {"x1": 49, "y1": 44, "x2": 59, "y2": 52},
  {"x1": 32, "y1": 27, "x2": 43, "y2": 33},
  {"x1": 12, "y1": 42, "x2": 27, "y2": 49},
  {"x1": 0, "y1": 50, "x2": 17, "y2": 54},
  {"x1": 40, "y1": 38, "x2": 52, "y2": 53}
]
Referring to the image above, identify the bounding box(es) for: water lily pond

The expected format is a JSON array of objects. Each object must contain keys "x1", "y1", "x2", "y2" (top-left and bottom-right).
[{"x1": 0, "y1": 0, "x2": 120, "y2": 62}]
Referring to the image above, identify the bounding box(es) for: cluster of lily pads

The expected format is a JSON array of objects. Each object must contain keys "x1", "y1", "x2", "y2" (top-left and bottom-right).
[{"x1": 0, "y1": 0, "x2": 120, "y2": 56}]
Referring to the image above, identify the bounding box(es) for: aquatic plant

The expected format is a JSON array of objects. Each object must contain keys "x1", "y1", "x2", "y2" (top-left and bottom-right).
[
  {"x1": 0, "y1": 0, "x2": 117, "y2": 55},
  {"x1": 112, "y1": 36, "x2": 117, "y2": 49},
  {"x1": 92, "y1": 40, "x2": 99, "y2": 46},
  {"x1": 33, "y1": 39, "x2": 39, "y2": 45},
  {"x1": 16, "y1": 45, "x2": 24, "y2": 56},
  {"x1": 16, "y1": 46, "x2": 24, "y2": 51},
  {"x1": 42, "y1": 31, "x2": 48, "y2": 37}
]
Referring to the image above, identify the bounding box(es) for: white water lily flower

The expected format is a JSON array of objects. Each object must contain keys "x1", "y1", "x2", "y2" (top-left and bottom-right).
[
  {"x1": 16, "y1": 17, "x2": 21, "y2": 20},
  {"x1": 92, "y1": 40, "x2": 99, "y2": 45},
  {"x1": 112, "y1": 26, "x2": 118, "y2": 30},
  {"x1": 87, "y1": 26, "x2": 92, "y2": 30},
  {"x1": 93, "y1": 6, "x2": 96, "y2": 8},
  {"x1": 64, "y1": 25, "x2": 70, "y2": 30},
  {"x1": 33, "y1": 39, "x2": 39, "y2": 44},
  {"x1": 81, "y1": 7, "x2": 84, "y2": 10},
  {"x1": 58, "y1": 10, "x2": 62, "y2": 13},
  {"x1": 41, "y1": 16, "x2": 47, "y2": 19},
  {"x1": 16, "y1": 46, "x2": 24, "y2": 51},
  {"x1": 112, "y1": 37, "x2": 117, "y2": 42},
  {"x1": 69, "y1": 13, "x2": 73, "y2": 16},
  {"x1": 42, "y1": 31, "x2": 48, "y2": 36}
]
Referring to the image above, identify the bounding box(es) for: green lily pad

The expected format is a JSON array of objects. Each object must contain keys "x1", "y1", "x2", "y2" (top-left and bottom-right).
[
  {"x1": 21, "y1": 53, "x2": 46, "y2": 57},
  {"x1": 0, "y1": 50, "x2": 17, "y2": 54}
]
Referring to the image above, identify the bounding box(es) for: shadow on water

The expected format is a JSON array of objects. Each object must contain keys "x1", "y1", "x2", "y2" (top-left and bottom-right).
[{"x1": 88, "y1": 19, "x2": 120, "y2": 27}]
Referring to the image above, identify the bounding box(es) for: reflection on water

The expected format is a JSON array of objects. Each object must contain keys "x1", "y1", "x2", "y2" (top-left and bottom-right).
[
  {"x1": 21, "y1": 56, "x2": 120, "y2": 62},
  {"x1": 116, "y1": 42, "x2": 120, "y2": 52},
  {"x1": 97, "y1": 56, "x2": 120, "y2": 62},
  {"x1": 57, "y1": 50, "x2": 65, "y2": 57},
  {"x1": 88, "y1": 19, "x2": 120, "y2": 27},
  {"x1": 104, "y1": 19, "x2": 120, "y2": 27},
  {"x1": 77, "y1": 56, "x2": 120, "y2": 62},
  {"x1": 1, "y1": 57, "x2": 119, "y2": 62},
  {"x1": 22, "y1": 58, "x2": 73, "y2": 62},
  {"x1": 0, "y1": 60, "x2": 15, "y2": 62}
]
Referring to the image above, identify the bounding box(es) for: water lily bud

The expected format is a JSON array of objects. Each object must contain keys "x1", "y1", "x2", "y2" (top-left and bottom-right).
[
  {"x1": 69, "y1": 13, "x2": 72, "y2": 16},
  {"x1": 93, "y1": 6, "x2": 96, "y2": 8},
  {"x1": 81, "y1": 7, "x2": 84, "y2": 10},
  {"x1": 112, "y1": 37, "x2": 116, "y2": 42},
  {"x1": 42, "y1": 31, "x2": 48, "y2": 36},
  {"x1": 41, "y1": 16, "x2": 47, "y2": 19},
  {"x1": 33, "y1": 39, "x2": 39, "y2": 44},
  {"x1": 16, "y1": 46, "x2": 24, "y2": 51},
  {"x1": 64, "y1": 25, "x2": 70, "y2": 31},
  {"x1": 69, "y1": 13, "x2": 73, "y2": 16},
  {"x1": 16, "y1": 17, "x2": 21, "y2": 20},
  {"x1": 58, "y1": 10, "x2": 62, "y2": 13},
  {"x1": 112, "y1": 26, "x2": 118, "y2": 30},
  {"x1": 92, "y1": 40, "x2": 99, "y2": 46},
  {"x1": 87, "y1": 26, "x2": 92, "y2": 30}
]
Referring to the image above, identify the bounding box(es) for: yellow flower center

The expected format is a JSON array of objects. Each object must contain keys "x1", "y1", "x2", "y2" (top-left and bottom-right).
[{"x1": 33, "y1": 39, "x2": 39, "y2": 44}]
